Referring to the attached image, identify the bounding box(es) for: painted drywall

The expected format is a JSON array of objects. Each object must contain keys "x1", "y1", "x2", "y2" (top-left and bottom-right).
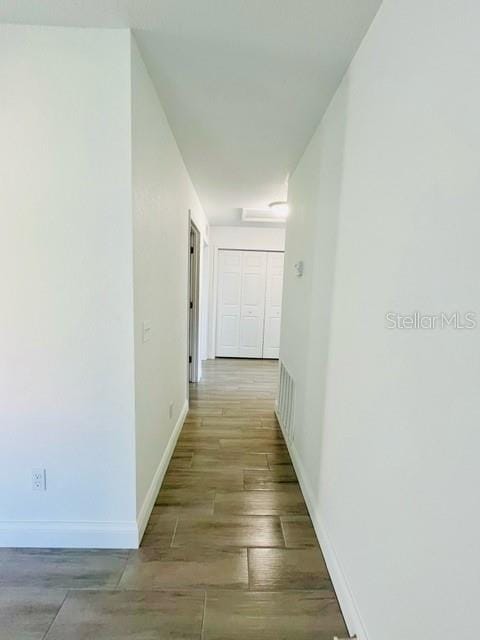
[
  {"x1": 130, "y1": 36, "x2": 209, "y2": 531},
  {"x1": 0, "y1": 26, "x2": 137, "y2": 546},
  {"x1": 0, "y1": 26, "x2": 210, "y2": 548},
  {"x1": 279, "y1": 1, "x2": 480, "y2": 639},
  {"x1": 207, "y1": 226, "x2": 285, "y2": 358}
]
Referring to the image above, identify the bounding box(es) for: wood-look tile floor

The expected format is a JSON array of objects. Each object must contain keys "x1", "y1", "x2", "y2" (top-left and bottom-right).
[{"x1": 0, "y1": 359, "x2": 347, "y2": 639}]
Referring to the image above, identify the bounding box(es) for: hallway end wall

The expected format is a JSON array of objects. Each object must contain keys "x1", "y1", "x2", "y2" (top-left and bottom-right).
[{"x1": 279, "y1": 1, "x2": 480, "y2": 638}]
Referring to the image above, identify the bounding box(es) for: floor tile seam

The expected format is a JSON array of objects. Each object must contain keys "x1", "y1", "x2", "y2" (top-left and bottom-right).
[
  {"x1": 111, "y1": 551, "x2": 132, "y2": 589},
  {"x1": 46, "y1": 585, "x2": 338, "y2": 596},
  {"x1": 40, "y1": 589, "x2": 69, "y2": 640},
  {"x1": 169, "y1": 516, "x2": 180, "y2": 548},
  {"x1": 200, "y1": 589, "x2": 207, "y2": 640}
]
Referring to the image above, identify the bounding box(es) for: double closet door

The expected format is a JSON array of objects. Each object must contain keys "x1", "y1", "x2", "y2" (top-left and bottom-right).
[{"x1": 216, "y1": 250, "x2": 284, "y2": 359}]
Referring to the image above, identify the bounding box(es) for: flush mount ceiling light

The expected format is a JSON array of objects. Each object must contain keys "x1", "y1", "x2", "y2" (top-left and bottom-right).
[{"x1": 269, "y1": 201, "x2": 289, "y2": 217}]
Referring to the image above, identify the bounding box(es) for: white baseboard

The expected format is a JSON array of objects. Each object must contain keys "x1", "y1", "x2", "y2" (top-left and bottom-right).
[
  {"x1": 275, "y1": 407, "x2": 369, "y2": 640},
  {"x1": 136, "y1": 399, "x2": 189, "y2": 544},
  {"x1": 0, "y1": 520, "x2": 138, "y2": 549}
]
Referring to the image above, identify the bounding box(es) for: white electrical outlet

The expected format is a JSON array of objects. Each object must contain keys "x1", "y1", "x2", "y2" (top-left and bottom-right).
[
  {"x1": 169, "y1": 402, "x2": 174, "y2": 419},
  {"x1": 32, "y1": 468, "x2": 46, "y2": 491}
]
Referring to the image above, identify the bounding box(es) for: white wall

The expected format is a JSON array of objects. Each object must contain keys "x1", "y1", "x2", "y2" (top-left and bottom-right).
[
  {"x1": 0, "y1": 26, "x2": 137, "y2": 547},
  {"x1": 207, "y1": 226, "x2": 285, "y2": 358},
  {"x1": 279, "y1": 1, "x2": 480, "y2": 639},
  {"x1": 0, "y1": 26, "x2": 209, "y2": 549},
  {"x1": 131, "y1": 36, "x2": 209, "y2": 535}
]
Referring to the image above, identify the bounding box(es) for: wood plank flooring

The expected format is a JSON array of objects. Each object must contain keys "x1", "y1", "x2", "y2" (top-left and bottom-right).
[{"x1": 0, "y1": 358, "x2": 347, "y2": 639}]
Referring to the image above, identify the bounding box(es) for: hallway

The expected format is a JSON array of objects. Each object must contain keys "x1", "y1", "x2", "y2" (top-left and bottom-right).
[
  {"x1": 2, "y1": 4, "x2": 479, "y2": 638},
  {"x1": 139, "y1": 357, "x2": 347, "y2": 638},
  {"x1": 0, "y1": 359, "x2": 347, "y2": 639}
]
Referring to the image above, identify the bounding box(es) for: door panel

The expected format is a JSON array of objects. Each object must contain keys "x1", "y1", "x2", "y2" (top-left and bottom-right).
[
  {"x1": 243, "y1": 251, "x2": 264, "y2": 268},
  {"x1": 219, "y1": 315, "x2": 240, "y2": 347},
  {"x1": 240, "y1": 316, "x2": 261, "y2": 347},
  {"x1": 222, "y1": 272, "x2": 241, "y2": 305},
  {"x1": 216, "y1": 250, "x2": 242, "y2": 357},
  {"x1": 270, "y1": 273, "x2": 283, "y2": 306},
  {"x1": 239, "y1": 252, "x2": 267, "y2": 357},
  {"x1": 223, "y1": 251, "x2": 242, "y2": 268},
  {"x1": 263, "y1": 252, "x2": 285, "y2": 358},
  {"x1": 242, "y1": 273, "x2": 264, "y2": 306}
]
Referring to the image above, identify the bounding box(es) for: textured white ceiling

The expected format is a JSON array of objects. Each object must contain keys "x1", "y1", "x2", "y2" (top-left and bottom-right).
[{"x1": 0, "y1": 1, "x2": 382, "y2": 225}]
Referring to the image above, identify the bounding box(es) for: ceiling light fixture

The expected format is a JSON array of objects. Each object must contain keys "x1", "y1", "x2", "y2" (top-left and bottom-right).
[{"x1": 269, "y1": 201, "x2": 289, "y2": 217}]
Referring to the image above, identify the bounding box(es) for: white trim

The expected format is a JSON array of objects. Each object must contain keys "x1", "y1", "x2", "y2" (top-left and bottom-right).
[
  {"x1": 0, "y1": 520, "x2": 138, "y2": 549},
  {"x1": 275, "y1": 407, "x2": 369, "y2": 640},
  {"x1": 136, "y1": 398, "x2": 189, "y2": 544},
  {"x1": 188, "y1": 218, "x2": 202, "y2": 383}
]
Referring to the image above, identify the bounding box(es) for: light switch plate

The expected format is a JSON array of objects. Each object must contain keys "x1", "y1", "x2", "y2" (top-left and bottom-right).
[
  {"x1": 294, "y1": 260, "x2": 304, "y2": 277},
  {"x1": 142, "y1": 321, "x2": 152, "y2": 343}
]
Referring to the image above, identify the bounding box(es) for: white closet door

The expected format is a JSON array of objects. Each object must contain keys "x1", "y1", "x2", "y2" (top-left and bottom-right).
[
  {"x1": 262, "y1": 252, "x2": 284, "y2": 358},
  {"x1": 239, "y1": 251, "x2": 267, "y2": 358},
  {"x1": 216, "y1": 250, "x2": 283, "y2": 359},
  {"x1": 216, "y1": 250, "x2": 242, "y2": 357}
]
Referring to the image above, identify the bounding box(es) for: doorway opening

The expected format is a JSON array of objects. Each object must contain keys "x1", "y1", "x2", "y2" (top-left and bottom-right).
[{"x1": 188, "y1": 215, "x2": 201, "y2": 383}]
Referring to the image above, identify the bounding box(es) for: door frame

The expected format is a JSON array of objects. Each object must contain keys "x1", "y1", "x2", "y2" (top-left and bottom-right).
[{"x1": 188, "y1": 216, "x2": 201, "y2": 383}]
